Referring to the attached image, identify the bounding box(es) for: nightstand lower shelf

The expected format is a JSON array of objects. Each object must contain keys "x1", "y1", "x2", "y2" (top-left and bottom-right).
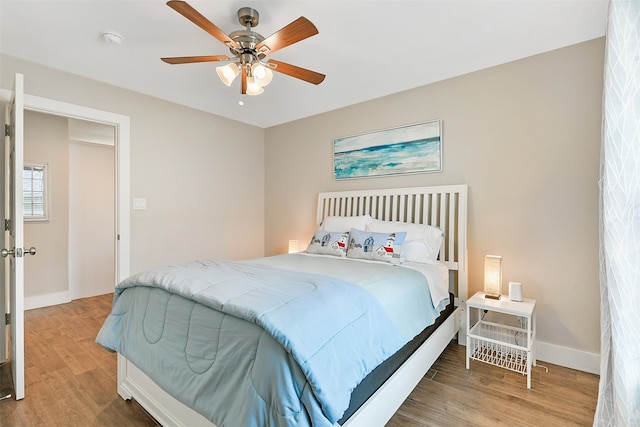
[{"x1": 468, "y1": 320, "x2": 530, "y2": 375}]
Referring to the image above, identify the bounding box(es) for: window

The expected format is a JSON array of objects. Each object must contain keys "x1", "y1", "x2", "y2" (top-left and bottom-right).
[{"x1": 23, "y1": 163, "x2": 49, "y2": 221}]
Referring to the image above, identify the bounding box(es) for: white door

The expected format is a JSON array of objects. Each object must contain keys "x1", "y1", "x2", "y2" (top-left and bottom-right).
[{"x1": 3, "y1": 73, "x2": 27, "y2": 400}]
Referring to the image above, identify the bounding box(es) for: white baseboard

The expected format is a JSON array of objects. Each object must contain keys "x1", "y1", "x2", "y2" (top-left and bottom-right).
[
  {"x1": 537, "y1": 340, "x2": 600, "y2": 375},
  {"x1": 25, "y1": 291, "x2": 70, "y2": 310}
]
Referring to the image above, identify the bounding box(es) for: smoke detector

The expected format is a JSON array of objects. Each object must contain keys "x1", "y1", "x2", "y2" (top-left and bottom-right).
[{"x1": 100, "y1": 31, "x2": 124, "y2": 45}]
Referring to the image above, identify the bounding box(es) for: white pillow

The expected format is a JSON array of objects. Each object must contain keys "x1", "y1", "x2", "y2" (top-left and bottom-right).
[
  {"x1": 366, "y1": 219, "x2": 443, "y2": 262},
  {"x1": 320, "y1": 215, "x2": 372, "y2": 232}
]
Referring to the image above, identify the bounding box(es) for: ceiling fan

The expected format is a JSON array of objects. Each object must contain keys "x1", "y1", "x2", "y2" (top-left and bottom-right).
[{"x1": 161, "y1": 0, "x2": 325, "y2": 96}]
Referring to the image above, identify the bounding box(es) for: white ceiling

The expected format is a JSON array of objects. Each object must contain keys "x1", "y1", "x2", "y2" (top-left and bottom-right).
[{"x1": 0, "y1": 0, "x2": 608, "y2": 128}]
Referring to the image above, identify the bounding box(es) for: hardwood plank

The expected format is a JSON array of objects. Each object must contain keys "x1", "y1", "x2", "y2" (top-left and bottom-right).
[
  {"x1": 15, "y1": 376, "x2": 59, "y2": 425},
  {"x1": 76, "y1": 368, "x2": 117, "y2": 407},
  {"x1": 27, "y1": 338, "x2": 68, "y2": 374},
  {"x1": 386, "y1": 342, "x2": 598, "y2": 426},
  {"x1": 398, "y1": 379, "x2": 513, "y2": 426}
]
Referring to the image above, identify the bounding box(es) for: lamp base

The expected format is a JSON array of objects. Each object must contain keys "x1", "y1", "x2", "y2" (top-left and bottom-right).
[{"x1": 484, "y1": 293, "x2": 501, "y2": 300}]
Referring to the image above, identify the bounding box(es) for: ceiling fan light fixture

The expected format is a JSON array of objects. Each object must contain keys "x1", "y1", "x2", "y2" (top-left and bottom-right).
[
  {"x1": 162, "y1": 2, "x2": 325, "y2": 99},
  {"x1": 216, "y1": 63, "x2": 240, "y2": 86},
  {"x1": 251, "y1": 63, "x2": 273, "y2": 87}
]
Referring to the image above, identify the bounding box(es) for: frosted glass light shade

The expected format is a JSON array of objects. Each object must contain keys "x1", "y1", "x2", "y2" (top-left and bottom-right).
[
  {"x1": 251, "y1": 63, "x2": 273, "y2": 87},
  {"x1": 246, "y1": 77, "x2": 264, "y2": 96},
  {"x1": 484, "y1": 255, "x2": 502, "y2": 299},
  {"x1": 216, "y1": 63, "x2": 240, "y2": 86}
]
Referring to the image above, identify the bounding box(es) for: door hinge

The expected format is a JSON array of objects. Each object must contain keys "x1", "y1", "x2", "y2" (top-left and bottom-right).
[
  {"x1": 4, "y1": 124, "x2": 9, "y2": 137},
  {"x1": 4, "y1": 219, "x2": 10, "y2": 232},
  {"x1": 4, "y1": 313, "x2": 9, "y2": 326}
]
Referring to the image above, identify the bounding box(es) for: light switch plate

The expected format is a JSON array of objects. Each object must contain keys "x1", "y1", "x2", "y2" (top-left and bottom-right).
[{"x1": 133, "y1": 198, "x2": 146, "y2": 210}]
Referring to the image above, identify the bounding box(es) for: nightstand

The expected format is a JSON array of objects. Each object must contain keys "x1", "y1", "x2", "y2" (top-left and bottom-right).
[{"x1": 466, "y1": 291, "x2": 537, "y2": 388}]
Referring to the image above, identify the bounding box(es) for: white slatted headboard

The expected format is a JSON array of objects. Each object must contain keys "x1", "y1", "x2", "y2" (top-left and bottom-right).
[{"x1": 317, "y1": 185, "x2": 468, "y2": 307}]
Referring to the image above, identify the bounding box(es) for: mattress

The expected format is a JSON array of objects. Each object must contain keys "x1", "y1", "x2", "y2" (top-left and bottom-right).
[
  {"x1": 339, "y1": 292, "x2": 455, "y2": 423},
  {"x1": 96, "y1": 255, "x2": 450, "y2": 426}
]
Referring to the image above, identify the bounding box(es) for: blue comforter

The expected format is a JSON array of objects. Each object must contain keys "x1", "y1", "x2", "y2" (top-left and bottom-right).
[{"x1": 96, "y1": 258, "x2": 408, "y2": 426}]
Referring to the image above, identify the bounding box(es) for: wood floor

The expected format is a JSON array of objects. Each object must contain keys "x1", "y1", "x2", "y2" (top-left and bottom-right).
[
  {"x1": 387, "y1": 343, "x2": 599, "y2": 426},
  {"x1": 0, "y1": 294, "x2": 598, "y2": 426},
  {"x1": 0, "y1": 294, "x2": 158, "y2": 426}
]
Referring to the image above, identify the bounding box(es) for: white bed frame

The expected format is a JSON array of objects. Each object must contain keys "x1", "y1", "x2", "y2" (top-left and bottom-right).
[{"x1": 116, "y1": 184, "x2": 468, "y2": 427}]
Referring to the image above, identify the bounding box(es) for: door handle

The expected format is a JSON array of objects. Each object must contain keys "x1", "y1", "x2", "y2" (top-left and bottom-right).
[
  {"x1": 1, "y1": 248, "x2": 14, "y2": 258},
  {"x1": 1, "y1": 247, "x2": 36, "y2": 258}
]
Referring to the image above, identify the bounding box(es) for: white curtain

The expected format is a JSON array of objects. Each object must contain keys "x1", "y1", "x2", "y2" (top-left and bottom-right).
[{"x1": 596, "y1": 0, "x2": 640, "y2": 426}]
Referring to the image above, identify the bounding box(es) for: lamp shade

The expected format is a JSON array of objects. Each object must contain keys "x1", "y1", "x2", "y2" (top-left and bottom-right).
[
  {"x1": 246, "y1": 76, "x2": 264, "y2": 96},
  {"x1": 251, "y1": 63, "x2": 273, "y2": 87},
  {"x1": 216, "y1": 63, "x2": 240, "y2": 86},
  {"x1": 484, "y1": 255, "x2": 502, "y2": 299}
]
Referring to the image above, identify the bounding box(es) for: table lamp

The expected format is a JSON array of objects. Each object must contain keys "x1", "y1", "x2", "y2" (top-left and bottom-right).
[{"x1": 484, "y1": 255, "x2": 502, "y2": 299}]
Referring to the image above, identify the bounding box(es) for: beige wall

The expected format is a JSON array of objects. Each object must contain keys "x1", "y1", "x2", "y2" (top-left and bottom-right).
[
  {"x1": 68, "y1": 141, "x2": 115, "y2": 300},
  {"x1": 265, "y1": 38, "x2": 604, "y2": 355},
  {"x1": 1, "y1": 54, "x2": 266, "y2": 277},
  {"x1": 23, "y1": 110, "x2": 69, "y2": 300}
]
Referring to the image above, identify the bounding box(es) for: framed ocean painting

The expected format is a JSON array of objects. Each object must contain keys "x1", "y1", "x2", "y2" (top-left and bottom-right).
[{"x1": 333, "y1": 120, "x2": 442, "y2": 180}]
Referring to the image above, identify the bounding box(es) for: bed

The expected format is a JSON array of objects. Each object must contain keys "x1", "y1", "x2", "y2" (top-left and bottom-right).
[{"x1": 96, "y1": 184, "x2": 468, "y2": 427}]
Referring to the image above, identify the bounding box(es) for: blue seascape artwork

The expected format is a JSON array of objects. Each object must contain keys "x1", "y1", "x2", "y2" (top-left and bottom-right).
[{"x1": 333, "y1": 121, "x2": 442, "y2": 180}]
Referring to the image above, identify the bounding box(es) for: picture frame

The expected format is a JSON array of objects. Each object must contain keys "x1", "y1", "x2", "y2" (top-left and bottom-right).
[{"x1": 333, "y1": 120, "x2": 442, "y2": 180}]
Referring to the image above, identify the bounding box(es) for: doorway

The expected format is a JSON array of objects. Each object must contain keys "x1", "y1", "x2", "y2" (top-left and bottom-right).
[
  {"x1": 16, "y1": 93, "x2": 131, "y2": 283},
  {"x1": 22, "y1": 111, "x2": 116, "y2": 307},
  {"x1": 0, "y1": 90, "x2": 130, "y2": 398}
]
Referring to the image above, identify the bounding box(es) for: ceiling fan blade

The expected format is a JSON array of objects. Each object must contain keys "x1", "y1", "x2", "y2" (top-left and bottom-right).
[
  {"x1": 241, "y1": 66, "x2": 247, "y2": 95},
  {"x1": 167, "y1": 0, "x2": 239, "y2": 49},
  {"x1": 256, "y1": 17, "x2": 318, "y2": 55},
  {"x1": 267, "y1": 60, "x2": 325, "y2": 85},
  {"x1": 161, "y1": 55, "x2": 231, "y2": 64}
]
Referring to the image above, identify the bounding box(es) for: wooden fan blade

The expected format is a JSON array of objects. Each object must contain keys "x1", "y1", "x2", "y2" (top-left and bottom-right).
[
  {"x1": 256, "y1": 17, "x2": 318, "y2": 55},
  {"x1": 167, "y1": 1, "x2": 239, "y2": 49},
  {"x1": 267, "y1": 60, "x2": 325, "y2": 85},
  {"x1": 241, "y1": 66, "x2": 247, "y2": 95},
  {"x1": 161, "y1": 55, "x2": 230, "y2": 64}
]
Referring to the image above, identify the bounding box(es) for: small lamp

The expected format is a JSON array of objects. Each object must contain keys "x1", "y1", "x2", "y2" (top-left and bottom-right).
[
  {"x1": 288, "y1": 240, "x2": 299, "y2": 254},
  {"x1": 484, "y1": 255, "x2": 502, "y2": 299}
]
